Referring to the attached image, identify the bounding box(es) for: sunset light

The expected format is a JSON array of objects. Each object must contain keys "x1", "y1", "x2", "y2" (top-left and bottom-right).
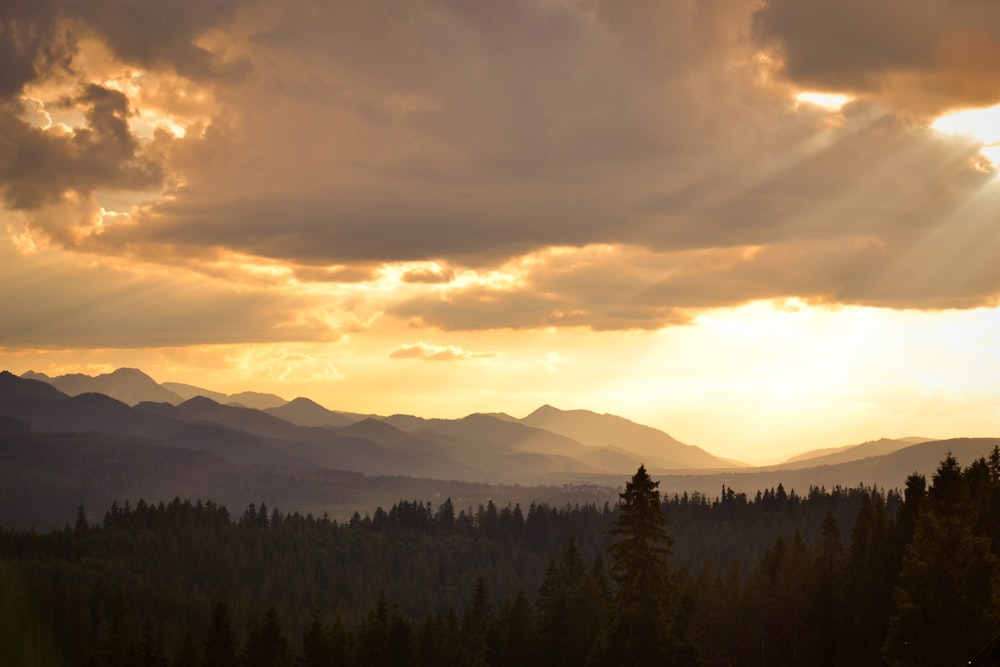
[
  {"x1": 2, "y1": 0, "x2": 999, "y2": 477},
  {"x1": 794, "y1": 91, "x2": 852, "y2": 111},
  {"x1": 932, "y1": 103, "x2": 1000, "y2": 167},
  {"x1": 5, "y1": 2, "x2": 1000, "y2": 661}
]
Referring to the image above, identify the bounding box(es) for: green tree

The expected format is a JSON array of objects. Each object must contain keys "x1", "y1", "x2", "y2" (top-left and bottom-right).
[
  {"x1": 461, "y1": 576, "x2": 494, "y2": 666},
  {"x1": 843, "y1": 491, "x2": 892, "y2": 665},
  {"x1": 136, "y1": 616, "x2": 166, "y2": 667},
  {"x1": 204, "y1": 601, "x2": 238, "y2": 667},
  {"x1": 175, "y1": 631, "x2": 200, "y2": 667},
  {"x1": 298, "y1": 605, "x2": 329, "y2": 667},
  {"x1": 592, "y1": 465, "x2": 691, "y2": 665},
  {"x1": 496, "y1": 588, "x2": 537, "y2": 667},
  {"x1": 809, "y1": 511, "x2": 845, "y2": 667},
  {"x1": 243, "y1": 605, "x2": 292, "y2": 667},
  {"x1": 883, "y1": 454, "x2": 1000, "y2": 666},
  {"x1": 356, "y1": 591, "x2": 389, "y2": 667}
]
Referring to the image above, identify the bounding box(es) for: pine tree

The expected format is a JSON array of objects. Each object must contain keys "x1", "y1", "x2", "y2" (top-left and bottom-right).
[
  {"x1": 356, "y1": 591, "x2": 389, "y2": 667},
  {"x1": 592, "y1": 465, "x2": 691, "y2": 665},
  {"x1": 809, "y1": 511, "x2": 844, "y2": 667},
  {"x1": 497, "y1": 588, "x2": 538, "y2": 667},
  {"x1": 175, "y1": 631, "x2": 200, "y2": 667},
  {"x1": 298, "y1": 605, "x2": 330, "y2": 667},
  {"x1": 136, "y1": 616, "x2": 166, "y2": 667},
  {"x1": 243, "y1": 604, "x2": 292, "y2": 667},
  {"x1": 461, "y1": 576, "x2": 494, "y2": 666},
  {"x1": 883, "y1": 454, "x2": 1000, "y2": 666},
  {"x1": 203, "y1": 601, "x2": 238, "y2": 667}
]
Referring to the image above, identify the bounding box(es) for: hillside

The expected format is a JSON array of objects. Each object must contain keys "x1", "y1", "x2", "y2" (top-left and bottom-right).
[{"x1": 520, "y1": 404, "x2": 739, "y2": 470}]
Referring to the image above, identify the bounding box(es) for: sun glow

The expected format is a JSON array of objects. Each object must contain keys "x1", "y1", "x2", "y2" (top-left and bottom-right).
[
  {"x1": 795, "y1": 91, "x2": 851, "y2": 111},
  {"x1": 932, "y1": 103, "x2": 1000, "y2": 167}
]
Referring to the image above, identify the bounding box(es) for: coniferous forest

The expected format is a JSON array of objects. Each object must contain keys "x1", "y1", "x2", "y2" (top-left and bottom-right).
[{"x1": 3, "y1": 450, "x2": 1000, "y2": 666}]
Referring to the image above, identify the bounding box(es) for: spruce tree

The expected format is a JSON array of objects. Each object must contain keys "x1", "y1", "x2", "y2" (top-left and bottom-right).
[
  {"x1": 883, "y1": 454, "x2": 1000, "y2": 666},
  {"x1": 298, "y1": 605, "x2": 330, "y2": 667},
  {"x1": 203, "y1": 601, "x2": 238, "y2": 667},
  {"x1": 593, "y1": 465, "x2": 691, "y2": 665}
]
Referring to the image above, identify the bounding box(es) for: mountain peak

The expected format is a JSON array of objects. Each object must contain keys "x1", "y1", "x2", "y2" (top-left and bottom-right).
[
  {"x1": 525, "y1": 404, "x2": 564, "y2": 419},
  {"x1": 286, "y1": 396, "x2": 323, "y2": 408},
  {"x1": 180, "y1": 395, "x2": 222, "y2": 408},
  {"x1": 107, "y1": 367, "x2": 154, "y2": 379}
]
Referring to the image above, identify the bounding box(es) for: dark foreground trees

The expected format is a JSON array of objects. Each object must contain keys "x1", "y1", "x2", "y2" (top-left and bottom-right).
[
  {"x1": 883, "y1": 454, "x2": 1000, "y2": 666},
  {"x1": 4, "y1": 450, "x2": 1000, "y2": 665}
]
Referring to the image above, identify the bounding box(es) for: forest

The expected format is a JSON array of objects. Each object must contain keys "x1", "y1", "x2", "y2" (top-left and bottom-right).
[{"x1": 2, "y1": 449, "x2": 1000, "y2": 666}]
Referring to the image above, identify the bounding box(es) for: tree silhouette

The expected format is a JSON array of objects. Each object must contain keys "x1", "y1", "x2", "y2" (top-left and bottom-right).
[
  {"x1": 203, "y1": 601, "x2": 238, "y2": 667},
  {"x1": 883, "y1": 454, "x2": 1000, "y2": 666},
  {"x1": 593, "y1": 465, "x2": 691, "y2": 665}
]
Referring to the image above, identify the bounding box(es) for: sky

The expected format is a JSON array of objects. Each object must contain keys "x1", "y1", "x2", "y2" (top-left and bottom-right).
[{"x1": 2, "y1": 0, "x2": 1000, "y2": 464}]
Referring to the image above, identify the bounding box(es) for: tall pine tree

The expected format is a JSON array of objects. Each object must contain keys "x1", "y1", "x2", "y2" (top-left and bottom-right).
[{"x1": 592, "y1": 465, "x2": 692, "y2": 665}]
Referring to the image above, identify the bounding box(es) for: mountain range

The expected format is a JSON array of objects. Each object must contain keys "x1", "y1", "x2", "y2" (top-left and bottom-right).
[
  {"x1": 3, "y1": 368, "x2": 998, "y2": 529},
  {"x1": 12, "y1": 368, "x2": 738, "y2": 474}
]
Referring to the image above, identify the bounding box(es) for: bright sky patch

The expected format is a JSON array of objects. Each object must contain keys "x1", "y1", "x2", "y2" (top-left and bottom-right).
[
  {"x1": 932, "y1": 103, "x2": 1000, "y2": 167},
  {"x1": 794, "y1": 91, "x2": 851, "y2": 111}
]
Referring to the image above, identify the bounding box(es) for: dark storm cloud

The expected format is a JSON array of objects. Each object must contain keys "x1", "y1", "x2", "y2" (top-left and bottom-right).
[
  {"x1": 1, "y1": 0, "x2": 250, "y2": 96},
  {"x1": 0, "y1": 0, "x2": 247, "y2": 222},
  {"x1": 63, "y1": 0, "x2": 250, "y2": 80},
  {"x1": 83, "y1": 0, "x2": 763, "y2": 265},
  {"x1": 0, "y1": 84, "x2": 162, "y2": 212},
  {"x1": 754, "y1": 0, "x2": 1000, "y2": 113},
  {"x1": 7, "y1": 0, "x2": 1000, "y2": 340}
]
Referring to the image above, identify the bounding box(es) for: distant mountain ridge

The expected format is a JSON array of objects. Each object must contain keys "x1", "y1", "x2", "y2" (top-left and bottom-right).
[
  {"x1": 777, "y1": 437, "x2": 935, "y2": 469},
  {"x1": 10, "y1": 368, "x2": 733, "y2": 479},
  {"x1": 21, "y1": 370, "x2": 288, "y2": 410},
  {"x1": 521, "y1": 404, "x2": 737, "y2": 470},
  {"x1": 11, "y1": 367, "x2": 976, "y2": 483},
  {"x1": 24, "y1": 368, "x2": 182, "y2": 405},
  {"x1": 3, "y1": 369, "x2": 999, "y2": 530}
]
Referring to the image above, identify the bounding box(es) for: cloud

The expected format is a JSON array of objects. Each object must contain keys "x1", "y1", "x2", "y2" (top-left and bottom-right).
[
  {"x1": 3, "y1": 0, "x2": 1000, "y2": 343},
  {"x1": 0, "y1": 84, "x2": 164, "y2": 213},
  {"x1": 401, "y1": 265, "x2": 455, "y2": 284},
  {"x1": 66, "y1": 0, "x2": 250, "y2": 81},
  {"x1": 753, "y1": 0, "x2": 1000, "y2": 115},
  {"x1": 390, "y1": 217, "x2": 1000, "y2": 331},
  {"x1": 0, "y1": 0, "x2": 73, "y2": 97},
  {"x1": 0, "y1": 238, "x2": 376, "y2": 348},
  {"x1": 390, "y1": 342, "x2": 496, "y2": 362}
]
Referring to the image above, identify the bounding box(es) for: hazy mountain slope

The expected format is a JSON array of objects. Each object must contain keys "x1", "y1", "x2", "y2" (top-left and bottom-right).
[
  {"x1": 160, "y1": 381, "x2": 230, "y2": 404},
  {"x1": 384, "y1": 413, "x2": 582, "y2": 456},
  {"x1": 175, "y1": 396, "x2": 312, "y2": 441},
  {"x1": 226, "y1": 391, "x2": 288, "y2": 410},
  {"x1": 161, "y1": 382, "x2": 287, "y2": 409},
  {"x1": 266, "y1": 397, "x2": 357, "y2": 427},
  {"x1": 168, "y1": 398, "x2": 484, "y2": 480},
  {"x1": 0, "y1": 415, "x2": 30, "y2": 434},
  {"x1": 328, "y1": 418, "x2": 490, "y2": 480},
  {"x1": 387, "y1": 413, "x2": 659, "y2": 474},
  {"x1": 0, "y1": 393, "x2": 191, "y2": 440},
  {"x1": 27, "y1": 368, "x2": 183, "y2": 405},
  {"x1": 0, "y1": 430, "x2": 621, "y2": 531},
  {"x1": 1, "y1": 371, "x2": 67, "y2": 401},
  {"x1": 166, "y1": 423, "x2": 317, "y2": 470},
  {"x1": 0, "y1": 372, "x2": 608, "y2": 483},
  {"x1": 778, "y1": 437, "x2": 932, "y2": 469},
  {"x1": 521, "y1": 405, "x2": 737, "y2": 469},
  {"x1": 563, "y1": 437, "x2": 1000, "y2": 498}
]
